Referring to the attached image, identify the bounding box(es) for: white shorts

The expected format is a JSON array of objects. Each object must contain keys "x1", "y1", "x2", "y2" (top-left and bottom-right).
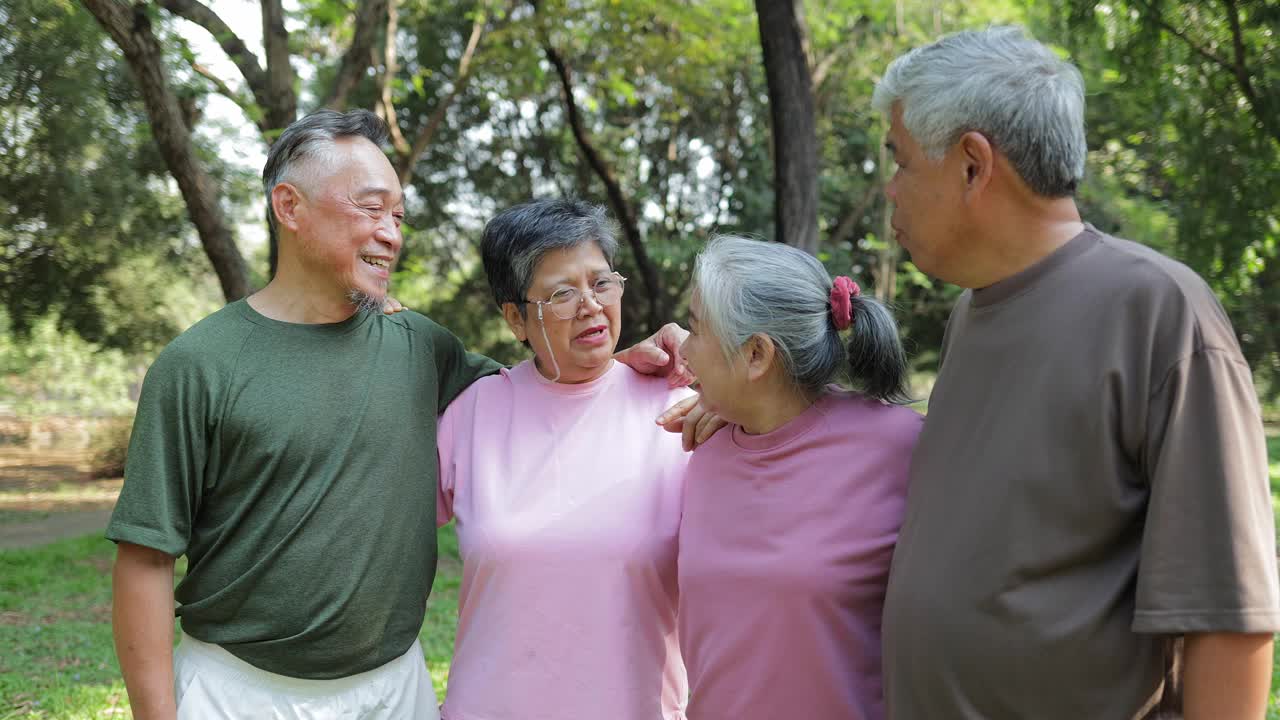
[{"x1": 174, "y1": 633, "x2": 439, "y2": 720}]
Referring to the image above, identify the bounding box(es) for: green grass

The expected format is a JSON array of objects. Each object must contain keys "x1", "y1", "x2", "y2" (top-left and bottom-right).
[{"x1": 0, "y1": 527, "x2": 464, "y2": 719}]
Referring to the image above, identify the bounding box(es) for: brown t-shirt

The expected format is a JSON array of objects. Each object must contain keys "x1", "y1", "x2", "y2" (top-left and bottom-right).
[{"x1": 883, "y1": 226, "x2": 1280, "y2": 719}]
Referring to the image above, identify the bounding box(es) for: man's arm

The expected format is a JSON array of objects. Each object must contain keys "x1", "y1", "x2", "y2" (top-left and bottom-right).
[
  {"x1": 1182, "y1": 632, "x2": 1273, "y2": 720},
  {"x1": 113, "y1": 542, "x2": 177, "y2": 720}
]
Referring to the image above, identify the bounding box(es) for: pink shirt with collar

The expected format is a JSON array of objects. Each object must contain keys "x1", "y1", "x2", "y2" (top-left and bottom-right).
[{"x1": 437, "y1": 359, "x2": 693, "y2": 720}]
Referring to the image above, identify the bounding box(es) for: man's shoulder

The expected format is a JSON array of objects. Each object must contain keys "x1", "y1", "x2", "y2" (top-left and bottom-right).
[
  {"x1": 1084, "y1": 229, "x2": 1211, "y2": 301},
  {"x1": 151, "y1": 302, "x2": 257, "y2": 371},
  {"x1": 383, "y1": 308, "x2": 458, "y2": 343},
  {"x1": 1080, "y1": 226, "x2": 1240, "y2": 356}
]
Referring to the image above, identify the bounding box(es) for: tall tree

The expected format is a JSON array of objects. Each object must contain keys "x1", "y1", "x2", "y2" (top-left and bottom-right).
[
  {"x1": 754, "y1": 0, "x2": 819, "y2": 253},
  {"x1": 80, "y1": 0, "x2": 390, "y2": 291},
  {"x1": 1, "y1": 0, "x2": 228, "y2": 351},
  {"x1": 79, "y1": 0, "x2": 251, "y2": 301}
]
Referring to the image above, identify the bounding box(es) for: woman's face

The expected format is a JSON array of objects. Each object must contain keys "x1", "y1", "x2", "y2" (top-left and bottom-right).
[
  {"x1": 507, "y1": 242, "x2": 622, "y2": 384},
  {"x1": 680, "y1": 289, "x2": 748, "y2": 424}
]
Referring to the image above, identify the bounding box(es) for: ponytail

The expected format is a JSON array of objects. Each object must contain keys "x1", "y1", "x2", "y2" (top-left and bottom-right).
[{"x1": 842, "y1": 294, "x2": 912, "y2": 404}]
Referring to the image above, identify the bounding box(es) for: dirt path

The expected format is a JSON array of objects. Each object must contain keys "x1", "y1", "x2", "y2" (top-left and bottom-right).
[
  {"x1": 0, "y1": 508, "x2": 114, "y2": 549},
  {"x1": 0, "y1": 446, "x2": 120, "y2": 550}
]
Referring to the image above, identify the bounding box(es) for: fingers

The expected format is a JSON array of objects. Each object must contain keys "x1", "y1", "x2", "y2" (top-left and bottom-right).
[
  {"x1": 382, "y1": 296, "x2": 405, "y2": 314},
  {"x1": 656, "y1": 395, "x2": 698, "y2": 432},
  {"x1": 681, "y1": 402, "x2": 708, "y2": 452},
  {"x1": 693, "y1": 411, "x2": 727, "y2": 448}
]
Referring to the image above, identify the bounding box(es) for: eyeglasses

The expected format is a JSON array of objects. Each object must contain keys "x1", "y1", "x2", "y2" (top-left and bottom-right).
[{"x1": 524, "y1": 273, "x2": 627, "y2": 320}]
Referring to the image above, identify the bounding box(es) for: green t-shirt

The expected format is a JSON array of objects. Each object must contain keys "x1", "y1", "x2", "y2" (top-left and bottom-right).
[{"x1": 106, "y1": 300, "x2": 501, "y2": 679}]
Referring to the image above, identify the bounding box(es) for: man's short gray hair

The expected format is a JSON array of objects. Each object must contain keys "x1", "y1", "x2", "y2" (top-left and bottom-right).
[
  {"x1": 694, "y1": 236, "x2": 911, "y2": 404},
  {"x1": 872, "y1": 26, "x2": 1086, "y2": 197},
  {"x1": 262, "y1": 109, "x2": 390, "y2": 237}
]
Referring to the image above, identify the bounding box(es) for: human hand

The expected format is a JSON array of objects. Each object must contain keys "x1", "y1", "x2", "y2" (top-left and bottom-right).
[
  {"x1": 656, "y1": 395, "x2": 727, "y2": 451},
  {"x1": 382, "y1": 296, "x2": 405, "y2": 314},
  {"x1": 615, "y1": 323, "x2": 696, "y2": 388}
]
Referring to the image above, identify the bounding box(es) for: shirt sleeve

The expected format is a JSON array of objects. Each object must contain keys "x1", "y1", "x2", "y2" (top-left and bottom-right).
[
  {"x1": 436, "y1": 405, "x2": 457, "y2": 528},
  {"x1": 424, "y1": 318, "x2": 503, "y2": 410},
  {"x1": 1133, "y1": 347, "x2": 1280, "y2": 633},
  {"x1": 104, "y1": 346, "x2": 210, "y2": 556}
]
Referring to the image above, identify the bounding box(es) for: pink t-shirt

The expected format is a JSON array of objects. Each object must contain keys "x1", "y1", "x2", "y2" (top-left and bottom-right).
[
  {"x1": 436, "y1": 359, "x2": 693, "y2": 720},
  {"x1": 677, "y1": 390, "x2": 922, "y2": 720}
]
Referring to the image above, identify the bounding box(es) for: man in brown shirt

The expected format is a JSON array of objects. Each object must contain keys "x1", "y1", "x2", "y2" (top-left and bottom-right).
[{"x1": 874, "y1": 27, "x2": 1280, "y2": 719}]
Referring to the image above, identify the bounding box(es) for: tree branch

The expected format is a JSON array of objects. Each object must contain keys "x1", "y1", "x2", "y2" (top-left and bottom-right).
[
  {"x1": 1127, "y1": 0, "x2": 1234, "y2": 71},
  {"x1": 379, "y1": 0, "x2": 411, "y2": 155},
  {"x1": 542, "y1": 39, "x2": 666, "y2": 333},
  {"x1": 395, "y1": 11, "x2": 486, "y2": 185},
  {"x1": 156, "y1": 0, "x2": 270, "y2": 110},
  {"x1": 323, "y1": 0, "x2": 390, "y2": 110},
  {"x1": 1221, "y1": 0, "x2": 1279, "y2": 144},
  {"x1": 828, "y1": 184, "x2": 879, "y2": 248},
  {"x1": 189, "y1": 61, "x2": 266, "y2": 133},
  {"x1": 79, "y1": 0, "x2": 251, "y2": 302},
  {"x1": 260, "y1": 0, "x2": 297, "y2": 137}
]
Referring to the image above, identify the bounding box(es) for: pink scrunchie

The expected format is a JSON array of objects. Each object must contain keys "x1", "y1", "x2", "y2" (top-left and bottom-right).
[{"x1": 829, "y1": 276, "x2": 860, "y2": 331}]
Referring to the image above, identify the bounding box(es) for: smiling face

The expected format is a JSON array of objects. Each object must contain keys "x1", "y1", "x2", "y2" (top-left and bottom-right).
[
  {"x1": 679, "y1": 289, "x2": 750, "y2": 425},
  {"x1": 286, "y1": 136, "x2": 405, "y2": 308},
  {"x1": 503, "y1": 242, "x2": 622, "y2": 384}
]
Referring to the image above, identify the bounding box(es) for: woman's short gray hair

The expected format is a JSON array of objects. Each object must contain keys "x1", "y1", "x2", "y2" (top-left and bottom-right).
[
  {"x1": 694, "y1": 236, "x2": 911, "y2": 404},
  {"x1": 871, "y1": 26, "x2": 1086, "y2": 198},
  {"x1": 480, "y1": 198, "x2": 619, "y2": 310},
  {"x1": 262, "y1": 109, "x2": 390, "y2": 237}
]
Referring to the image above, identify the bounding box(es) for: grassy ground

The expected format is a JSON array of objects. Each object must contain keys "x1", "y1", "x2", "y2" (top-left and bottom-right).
[
  {"x1": 1, "y1": 437, "x2": 1278, "y2": 718},
  {"x1": 0, "y1": 527, "x2": 464, "y2": 719}
]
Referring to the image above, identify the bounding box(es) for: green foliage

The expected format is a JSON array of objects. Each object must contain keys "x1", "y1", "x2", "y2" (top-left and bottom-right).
[
  {"x1": 1043, "y1": 0, "x2": 1280, "y2": 395},
  {"x1": 4, "y1": 0, "x2": 1275, "y2": 392},
  {"x1": 89, "y1": 417, "x2": 133, "y2": 480},
  {"x1": 0, "y1": 313, "x2": 143, "y2": 417},
  {"x1": 0, "y1": 0, "x2": 237, "y2": 357}
]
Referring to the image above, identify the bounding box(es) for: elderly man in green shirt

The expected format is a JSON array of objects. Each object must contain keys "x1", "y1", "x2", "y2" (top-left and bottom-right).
[{"x1": 107, "y1": 109, "x2": 692, "y2": 719}]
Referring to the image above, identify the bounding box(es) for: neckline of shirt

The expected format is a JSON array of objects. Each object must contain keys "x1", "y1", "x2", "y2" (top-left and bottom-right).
[
  {"x1": 969, "y1": 224, "x2": 1101, "y2": 310},
  {"x1": 730, "y1": 393, "x2": 832, "y2": 452},
  {"x1": 233, "y1": 298, "x2": 375, "y2": 335},
  {"x1": 513, "y1": 357, "x2": 621, "y2": 396}
]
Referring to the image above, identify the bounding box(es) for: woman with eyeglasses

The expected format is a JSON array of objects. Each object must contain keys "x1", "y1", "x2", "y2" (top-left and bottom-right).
[
  {"x1": 675, "y1": 236, "x2": 922, "y2": 720},
  {"x1": 434, "y1": 198, "x2": 693, "y2": 720}
]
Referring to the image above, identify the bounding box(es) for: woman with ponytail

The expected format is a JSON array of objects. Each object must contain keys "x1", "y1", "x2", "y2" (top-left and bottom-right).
[{"x1": 676, "y1": 235, "x2": 922, "y2": 720}]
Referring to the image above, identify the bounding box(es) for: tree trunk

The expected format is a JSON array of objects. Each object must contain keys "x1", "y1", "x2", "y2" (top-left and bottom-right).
[
  {"x1": 260, "y1": 0, "x2": 298, "y2": 136},
  {"x1": 322, "y1": 0, "x2": 390, "y2": 111},
  {"x1": 80, "y1": 0, "x2": 251, "y2": 303},
  {"x1": 543, "y1": 43, "x2": 666, "y2": 335},
  {"x1": 754, "y1": 0, "x2": 819, "y2": 254}
]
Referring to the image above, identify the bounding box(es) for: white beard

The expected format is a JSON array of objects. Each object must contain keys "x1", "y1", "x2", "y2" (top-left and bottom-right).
[{"x1": 347, "y1": 288, "x2": 385, "y2": 314}]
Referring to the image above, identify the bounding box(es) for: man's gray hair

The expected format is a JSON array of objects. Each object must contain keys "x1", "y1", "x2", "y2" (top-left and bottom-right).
[
  {"x1": 480, "y1": 198, "x2": 619, "y2": 311},
  {"x1": 262, "y1": 109, "x2": 390, "y2": 237},
  {"x1": 694, "y1": 236, "x2": 911, "y2": 404},
  {"x1": 871, "y1": 26, "x2": 1086, "y2": 197}
]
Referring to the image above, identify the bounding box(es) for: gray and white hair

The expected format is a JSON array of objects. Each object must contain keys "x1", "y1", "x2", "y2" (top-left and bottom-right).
[
  {"x1": 262, "y1": 109, "x2": 390, "y2": 238},
  {"x1": 871, "y1": 26, "x2": 1086, "y2": 198},
  {"x1": 694, "y1": 236, "x2": 911, "y2": 404},
  {"x1": 480, "y1": 198, "x2": 619, "y2": 310}
]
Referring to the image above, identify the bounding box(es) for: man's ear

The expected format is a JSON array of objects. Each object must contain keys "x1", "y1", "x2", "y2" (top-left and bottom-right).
[
  {"x1": 957, "y1": 131, "x2": 994, "y2": 198},
  {"x1": 743, "y1": 333, "x2": 778, "y2": 382},
  {"x1": 501, "y1": 302, "x2": 528, "y2": 343},
  {"x1": 271, "y1": 182, "x2": 305, "y2": 232}
]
